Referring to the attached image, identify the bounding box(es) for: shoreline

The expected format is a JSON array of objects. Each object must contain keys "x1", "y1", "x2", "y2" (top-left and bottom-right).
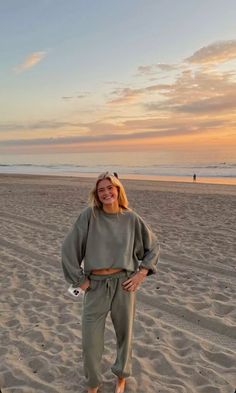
[{"x1": 1, "y1": 170, "x2": 236, "y2": 186}]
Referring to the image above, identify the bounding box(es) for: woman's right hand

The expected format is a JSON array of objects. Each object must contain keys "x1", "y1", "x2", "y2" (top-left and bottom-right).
[{"x1": 79, "y1": 278, "x2": 91, "y2": 291}]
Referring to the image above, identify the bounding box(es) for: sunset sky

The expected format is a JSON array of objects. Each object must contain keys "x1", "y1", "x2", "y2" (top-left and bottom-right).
[{"x1": 1, "y1": 0, "x2": 236, "y2": 164}]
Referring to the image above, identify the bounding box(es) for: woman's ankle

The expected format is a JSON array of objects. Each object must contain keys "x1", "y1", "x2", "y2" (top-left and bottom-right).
[
  {"x1": 87, "y1": 387, "x2": 98, "y2": 393},
  {"x1": 115, "y1": 377, "x2": 126, "y2": 393}
]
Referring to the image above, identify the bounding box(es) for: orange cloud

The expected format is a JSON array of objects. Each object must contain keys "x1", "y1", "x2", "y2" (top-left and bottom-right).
[
  {"x1": 14, "y1": 51, "x2": 47, "y2": 73},
  {"x1": 185, "y1": 40, "x2": 236, "y2": 64},
  {"x1": 108, "y1": 84, "x2": 170, "y2": 105},
  {"x1": 145, "y1": 67, "x2": 236, "y2": 115},
  {"x1": 108, "y1": 88, "x2": 144, "y2": 104}
]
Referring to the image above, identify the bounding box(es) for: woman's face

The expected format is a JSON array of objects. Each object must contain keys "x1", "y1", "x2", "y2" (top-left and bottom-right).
[{"x1": 97, "y1": 179, "x2": 119, "y2": 206}]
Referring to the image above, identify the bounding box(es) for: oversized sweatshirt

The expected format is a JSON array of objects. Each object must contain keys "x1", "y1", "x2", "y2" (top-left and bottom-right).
[{"x1": 62, "y1": 206, "x2": 160, "y2": 287}]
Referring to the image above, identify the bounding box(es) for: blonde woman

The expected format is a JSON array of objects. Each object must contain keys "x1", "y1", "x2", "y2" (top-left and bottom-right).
[{"x1": 62, "y1": 172, "x2": 159, "y2": 393}]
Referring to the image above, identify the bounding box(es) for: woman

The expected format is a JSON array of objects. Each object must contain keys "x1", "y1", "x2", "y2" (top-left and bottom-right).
[{"x1": 62, "y1": 172, "x2": 159, "y2": 393}]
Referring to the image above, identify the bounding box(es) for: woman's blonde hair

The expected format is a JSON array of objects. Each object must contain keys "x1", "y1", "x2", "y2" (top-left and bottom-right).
[{"x1": 89, "y1": 172, "x2": 129, "y2": 212}]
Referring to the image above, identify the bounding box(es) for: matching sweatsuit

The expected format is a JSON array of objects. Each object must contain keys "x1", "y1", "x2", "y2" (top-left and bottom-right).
[{"x1": 62, "y1": 206, "x2": 159, "y2": 387}]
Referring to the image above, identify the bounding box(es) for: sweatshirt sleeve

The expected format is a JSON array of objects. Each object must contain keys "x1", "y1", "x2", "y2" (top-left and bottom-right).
[
  {"x1": 61, "y1": 207, "x2": 91, "y2": 287},
  {"x1": 134, "y1": 214, "x2": 160, "y2": 275}
]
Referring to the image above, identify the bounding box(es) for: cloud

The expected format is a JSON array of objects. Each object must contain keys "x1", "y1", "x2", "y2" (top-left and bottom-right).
[
  {"x1": 1, "y1": 115, "x2": 229, "y2": 149},
  {"x1": 121, "y1": 118, "x2": 227, "y2": 132},
  {"x1": 0, "y1": 128, "x2": 198, "y2": 147},
  {"x1": 108, "y1": 87, "x2": 144, "y2": 104},
  {"x1": 127, "y1": 40, "x2": 236, "y2": 113},
  {"x1": 185, "y1": 40, "x2": 236, "y2": 64},
  {"x1": 77, "y1": 93, "x2": 89, "y2": 99},
  {"x1": 175, "y1": 93, "x2": 236, "y2": 114},
  {"x1": 61, "y1": 92, "x2": 90, "y2": 100},
  {"x1": 156, "y1": 63, "x2": 178, "y2": 71},
  {"x1": 108, "y1": 83, "x2": 171, "y2": 105},
  {"x1": 137, "y1": 63, "x2": 178, "y2": 76},
  {"x1": 117, "y1": 40, "x2": 236, "y2": 117},
  {"x1": 14, "y1": 51, "x2": 47, "y2": 73},
  {"x1": 137, "y1": 65, "x2": 154, "y2": 75},
  {"x1": 0, "y1": 120, "x2": 89, "y2": 132},
  {"x1": 62, "y1": 96, "x2": 73, "y2": 100},
  {"x1": 145, "y1": 66, "x2": 236, "y2": 115}
]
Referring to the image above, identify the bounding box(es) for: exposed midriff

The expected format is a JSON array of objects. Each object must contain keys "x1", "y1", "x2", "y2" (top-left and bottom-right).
[{"x1": 91, "y1": 267, "x2": 124, "y2": 275}]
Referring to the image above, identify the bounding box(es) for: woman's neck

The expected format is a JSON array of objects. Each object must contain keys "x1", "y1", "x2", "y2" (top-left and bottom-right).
[{"x1": 102, "y1": 203, "x2": 120, "y2": 214}]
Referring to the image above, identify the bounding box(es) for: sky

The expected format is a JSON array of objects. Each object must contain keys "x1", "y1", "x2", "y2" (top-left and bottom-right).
[{"x1": 1, "y1": 0, "x2": 236, "y2": 164}]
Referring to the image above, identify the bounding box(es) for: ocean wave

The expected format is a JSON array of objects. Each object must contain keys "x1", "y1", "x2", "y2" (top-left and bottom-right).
[{"x1": 0, "y1": 162, "x2": 236, "y2": 178}]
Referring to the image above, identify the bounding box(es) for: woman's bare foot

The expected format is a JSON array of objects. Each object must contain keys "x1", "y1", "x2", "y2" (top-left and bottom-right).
[
  {"x1": 88, "y1": 387, "x2": 98, "y2": 393},
  {"x1": 115, "y1": 377, "x2": 126, "y2": 393}
]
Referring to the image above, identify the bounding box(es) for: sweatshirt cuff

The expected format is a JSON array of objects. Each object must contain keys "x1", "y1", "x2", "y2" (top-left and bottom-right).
[
  {"x1": 139, "y1": 263, "x2": 157, "y2": 275},
  {"x1": 72, "y1": 274, "x2": 87, "y2": 288}
]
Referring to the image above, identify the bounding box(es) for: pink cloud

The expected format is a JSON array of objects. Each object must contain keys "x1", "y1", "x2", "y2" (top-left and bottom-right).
[{"x1": 14, "y1": 51, "x2": 47, "y2": 73}]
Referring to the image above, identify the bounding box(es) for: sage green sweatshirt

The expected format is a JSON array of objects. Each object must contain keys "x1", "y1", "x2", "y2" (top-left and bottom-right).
[{"x1": 62, "y1": 207, "x2": 159, "y2": 287}]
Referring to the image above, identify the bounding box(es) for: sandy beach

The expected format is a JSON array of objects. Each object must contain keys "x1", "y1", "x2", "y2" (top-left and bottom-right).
[{"x1": 0, "y1": 174, "x2": 236, "y2": 393}]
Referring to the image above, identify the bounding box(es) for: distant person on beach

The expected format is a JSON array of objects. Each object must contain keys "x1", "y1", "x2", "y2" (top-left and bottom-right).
[
  {"x1": 193, "y1": 173, "x2": 197, "y2": 182},
  {"x1": 62, "y1": 171, "x2": 159, "y2": 393}
]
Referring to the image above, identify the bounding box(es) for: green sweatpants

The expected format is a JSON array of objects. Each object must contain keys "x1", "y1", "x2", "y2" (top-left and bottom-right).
[{"x1": 82, "y1": 271, "x2": 136, "y2": 388}]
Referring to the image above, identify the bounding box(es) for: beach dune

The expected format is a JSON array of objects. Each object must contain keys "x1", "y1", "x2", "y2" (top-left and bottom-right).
[{"x1": 0, "y1": 174, "x2": 236, "y2": 393}]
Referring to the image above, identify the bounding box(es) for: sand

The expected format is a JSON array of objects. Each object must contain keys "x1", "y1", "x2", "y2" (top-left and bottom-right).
[{"x1": 0, "y1": 174, "x2": 235, "y2": 393}]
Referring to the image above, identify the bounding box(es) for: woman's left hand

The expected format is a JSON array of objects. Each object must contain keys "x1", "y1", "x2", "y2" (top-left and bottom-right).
[{"x1": 122, "y1": 268, "x2": 148, "y2": 292}]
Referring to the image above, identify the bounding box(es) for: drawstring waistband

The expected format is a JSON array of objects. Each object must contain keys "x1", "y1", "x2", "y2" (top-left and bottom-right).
[
  {"x1": 88, "y1": 271, "x2": 134, "y2": 296},
  {"x1": 88, "y1": 270, "x2": 133, "y2": 297}
]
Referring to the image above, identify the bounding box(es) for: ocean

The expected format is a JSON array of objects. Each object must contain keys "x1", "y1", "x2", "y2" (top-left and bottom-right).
[{"x1": 0, "y1": 152, "x2": 236, "y2": 185}]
